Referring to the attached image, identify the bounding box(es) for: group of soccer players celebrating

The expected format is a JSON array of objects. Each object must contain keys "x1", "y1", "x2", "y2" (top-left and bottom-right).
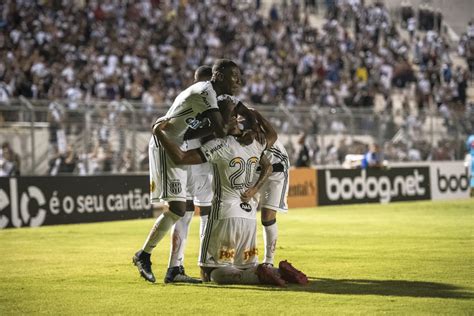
[{"x1": 132, "y1": 59, "x2": 308, "y2": 286}]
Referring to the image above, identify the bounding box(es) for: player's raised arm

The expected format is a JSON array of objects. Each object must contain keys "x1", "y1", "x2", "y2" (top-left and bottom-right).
[
  {"x1": 235, "y1": 101, "x2": 258, "y2": 130},
  {"x1": 241, "y1": 153, "x2": 273, "y2": 203},
  {"x1": 153, "y1": 121, "x2": 205, "y2": 165},
  {"x1": 206, "y1": 109, "x2": 227, "y2": 139},
  {"x1": 251, "y1": 109, "x2": 277, "y2": 149}
]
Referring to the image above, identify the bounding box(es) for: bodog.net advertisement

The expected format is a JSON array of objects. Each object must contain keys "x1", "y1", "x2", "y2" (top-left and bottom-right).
[
  {"x1": 317, "y1": 167, "x2": 431, "y2": 206},
  {"x1": 0, "y1": 176, "x2": 152, "y2": 229},
  {"x1": 287, "y1": 168, "x2": 318, "y2": 208},
  {"x1": 429, "y1": 161, "x2": 471, "y2": 200}
]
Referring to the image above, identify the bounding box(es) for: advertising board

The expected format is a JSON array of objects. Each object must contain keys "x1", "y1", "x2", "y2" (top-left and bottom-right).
[{"x1": 0, "y1": 176, "x2": 152, "y2": 229}]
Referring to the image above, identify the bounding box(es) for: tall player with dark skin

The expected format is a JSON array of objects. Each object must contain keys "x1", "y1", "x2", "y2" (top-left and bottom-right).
[{"x1": 133, "y1": 60, "x2": 244, "y2": 283}]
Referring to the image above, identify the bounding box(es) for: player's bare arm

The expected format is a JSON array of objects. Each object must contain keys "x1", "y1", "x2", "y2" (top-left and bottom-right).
[
  {"x1": 205, "y1": 109, "x2": 227, "y2": 139},
  {"x1": 251, "y1": 109, "x2": 277, "y2": 149},
  {"x1": 241, "y1": 154, "x2": 273, "y2": 203},
  {"x1": 183, "y1": 125, "x2": 213, "y2": 140},
  {"x1": 154, "y1": 121, "x2": 205, "y2": 165},
  {"x1": 235, "y1": 101, "x2": 258, "y2": 130}
]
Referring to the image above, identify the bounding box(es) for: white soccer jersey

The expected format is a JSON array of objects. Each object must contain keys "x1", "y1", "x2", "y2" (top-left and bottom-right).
[
  {"x1": 200, "y1": 136, "x2": 266, "y2": 220},
  {"x1": 265, "y1": 138, "x2": 290, "y2": 171},
  {"x1": 258, "y1": 138, "x2": 290, "y2": 213},
  {"x1": 160, "y1": 81, "x2": 219, "y2": 146}
]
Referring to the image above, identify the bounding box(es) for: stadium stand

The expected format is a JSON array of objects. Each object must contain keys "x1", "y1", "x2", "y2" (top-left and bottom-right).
[{"x1": 0, "y1": 0, "x2": 472, "y2": 175}]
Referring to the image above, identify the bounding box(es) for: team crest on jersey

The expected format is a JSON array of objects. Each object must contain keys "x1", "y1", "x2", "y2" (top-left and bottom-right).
[
  {"x1": 168, "y1": 180, "x2": 182, "y2": 195},
  {"x1": 240, "y1": 202, "x2": 252, "y2": 212}
]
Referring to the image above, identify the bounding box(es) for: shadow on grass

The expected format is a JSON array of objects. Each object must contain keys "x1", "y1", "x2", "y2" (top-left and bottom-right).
[
  {"x1": 193, "y1": 277, "x2": 473, "y2": 299},
  {"x1": 305, "y1": 278, "x2": 473, "y2": 299}
]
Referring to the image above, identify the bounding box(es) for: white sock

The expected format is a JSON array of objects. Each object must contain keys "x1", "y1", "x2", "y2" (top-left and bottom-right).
[
  {"x1": 263, "y1": 222, "x2": 278, "y2": 265},
  {"x1": 142, "y1": 211, "x2": 181, "y2": 254},
  {"x1": 210, "y1": 266, "x2": 260, "y2": 285},
  {"x1": 199, "y1": 215, "x2": 209, "y2": 240},
  {"x1": 168, "y1": 211, "x2": 193, "y2": 268}
]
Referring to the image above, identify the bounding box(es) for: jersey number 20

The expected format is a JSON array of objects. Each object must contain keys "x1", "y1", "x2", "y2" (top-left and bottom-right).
[{"x1": 229, "y1": 157, "x2": 259, "y2": 190}]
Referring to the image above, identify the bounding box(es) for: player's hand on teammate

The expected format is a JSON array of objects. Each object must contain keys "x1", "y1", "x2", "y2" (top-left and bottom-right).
[
  {"x1": 241, "y1": 187, "x2": 257, "y2": 202},
  {"x1": 153, "y1": 117, "x2": 171, "y2": 131},
  {"x1": 227, "y1": 116, "x2": 239, "y2": 134},
  {"x1": 255, "y1": 129, "x2": 266, "y2": 145}
]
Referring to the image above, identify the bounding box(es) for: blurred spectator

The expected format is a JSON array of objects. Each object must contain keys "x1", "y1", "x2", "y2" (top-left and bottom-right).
[
  {"x1": 48, "y1": 145, "x2": 78, "y2": 175},
  {"x1": 47, "y1": 97, "x2": 67, "y2": 154},
  {"x1": 118, "y1": 149, "x2": 135, "y2": 173},
  {"x1": 295, "y1": 134, "x2": 311, "y2": 167},
  {"x1": 0, "y1": 141, "x2": 20, "y2": 176},
  {"x1": 361, "y1": 143, "x2": 382, "y2": 169},
  {"x1": 138, "y1": 144, "x2": 149, "y2": 172},
  {"x1": 467, "y1": 134, "x2": 474, "y2": 188}
]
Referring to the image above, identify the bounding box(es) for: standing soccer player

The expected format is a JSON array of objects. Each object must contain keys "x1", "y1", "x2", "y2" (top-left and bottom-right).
[
  {"x1": 133, "y1": 59, "x2": 242, "y2": 283},
  {"x1": 164, "y1": 65, "x2": 215, "y2": 283},
  {"x1": 255, "y1": 134, "x2": 290, "y2": 266}
]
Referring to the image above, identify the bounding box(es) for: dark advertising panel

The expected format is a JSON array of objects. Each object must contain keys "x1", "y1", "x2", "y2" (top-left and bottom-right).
[
  {"x1": 0, "y1": 176, "x2": 152, "y2": 229},
  {"x1": 317, "y1": 167, "x2": 431, "y2": 206}
]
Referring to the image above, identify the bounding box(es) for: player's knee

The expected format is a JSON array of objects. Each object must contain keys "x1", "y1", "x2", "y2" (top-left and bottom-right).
[
  {"x1": 261, "y1": 208, "x2": 277, "y2": 224},
  {"x1": 168, "y1": 201, "x2": 187, "y2": 217}
]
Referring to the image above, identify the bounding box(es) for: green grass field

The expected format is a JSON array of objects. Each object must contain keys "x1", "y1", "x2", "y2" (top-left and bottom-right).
[{"x1": 0, "y1": 199, "x2": 473, "y2": 315}]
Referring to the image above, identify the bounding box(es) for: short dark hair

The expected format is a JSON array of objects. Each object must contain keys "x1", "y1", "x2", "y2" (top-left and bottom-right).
[
  {"x1": 212, "y1": 59, "x2": 239, "y2": 74},
  {"x1": 194, "y1": 65, "x2": 212, "y2": 82}
]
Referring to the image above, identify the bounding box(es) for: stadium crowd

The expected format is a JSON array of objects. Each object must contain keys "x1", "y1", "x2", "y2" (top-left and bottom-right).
[{"x1": 0, "y1": 0, "x2": 472, "y2": 175}]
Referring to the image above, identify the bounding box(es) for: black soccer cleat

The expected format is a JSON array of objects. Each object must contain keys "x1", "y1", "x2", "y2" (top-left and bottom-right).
[
  {"x1": 164, "y1": 265, "x2": 202, "y2": 284},
  {"x1": 132, "y1": 250, "x2": 156, "y2": 283}
]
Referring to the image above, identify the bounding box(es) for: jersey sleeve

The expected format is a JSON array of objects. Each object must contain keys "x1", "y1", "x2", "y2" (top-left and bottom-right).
[
  {"x1": 263, "y1": 148, "x2": 273, "y2": 161},
  {"x1": 195, "y1": 83, "x2": 218, "y2": 113},
  {"x1": 199, "y1": 138, "x2": 229, "y2": 163}
]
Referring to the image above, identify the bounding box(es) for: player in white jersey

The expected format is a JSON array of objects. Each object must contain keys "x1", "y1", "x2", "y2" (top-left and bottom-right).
[
  {"x1": 133, "y1": 59, "x2": 242, "y2": 284},
  {"x1": 153, "y1": 108, "x2": 308, "y2": 286},
  {"x1": 217, "y1": 97, "x2": 291, "y2": 267},
  {"x1": 252, "y1": 110, "x2": 290, "y2": 267},
  {"x1": 164, "y1": 66, "x2": 215, "y2": 283}
]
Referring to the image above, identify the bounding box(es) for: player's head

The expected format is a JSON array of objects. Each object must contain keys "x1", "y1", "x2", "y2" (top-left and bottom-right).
[
  {"x1": 225, "y1": 113, "x2": 256, "y2": 146},
  {"x1": 217, "y1": 98, "x2": 238, "y2": 126},
  {"x1": 235, "y1": 129, "x2": 256, "y2": 146},
  {"x1": 211, "y1": 59, "x2": 242, "y2": 96},
  {"x1": 194, "y1": 65, "x2": 212, "y2": 82}
]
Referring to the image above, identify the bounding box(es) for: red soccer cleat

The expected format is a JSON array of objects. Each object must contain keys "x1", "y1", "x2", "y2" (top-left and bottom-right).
[
  {"x1": 256, "y1": 264, "x2": 286, "y2": 287},
  {"x1": 278, "y1": 260, "x2": 308, "y2": 285}
]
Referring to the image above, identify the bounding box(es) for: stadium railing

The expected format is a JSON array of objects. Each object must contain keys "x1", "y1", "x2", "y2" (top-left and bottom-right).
[{"x1": 0, "y1": 99, "x2": 471, "y2": 175}]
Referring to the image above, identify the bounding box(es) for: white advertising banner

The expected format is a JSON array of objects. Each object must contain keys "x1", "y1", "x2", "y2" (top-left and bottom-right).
[{"x1": 430, "y1": 161, "x2": 471, "y2": 200}]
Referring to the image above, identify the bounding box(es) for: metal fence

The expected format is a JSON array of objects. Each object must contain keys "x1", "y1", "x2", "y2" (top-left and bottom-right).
[{"x1": 0, "y1": 98, "x2": 472, "y2": 175}]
